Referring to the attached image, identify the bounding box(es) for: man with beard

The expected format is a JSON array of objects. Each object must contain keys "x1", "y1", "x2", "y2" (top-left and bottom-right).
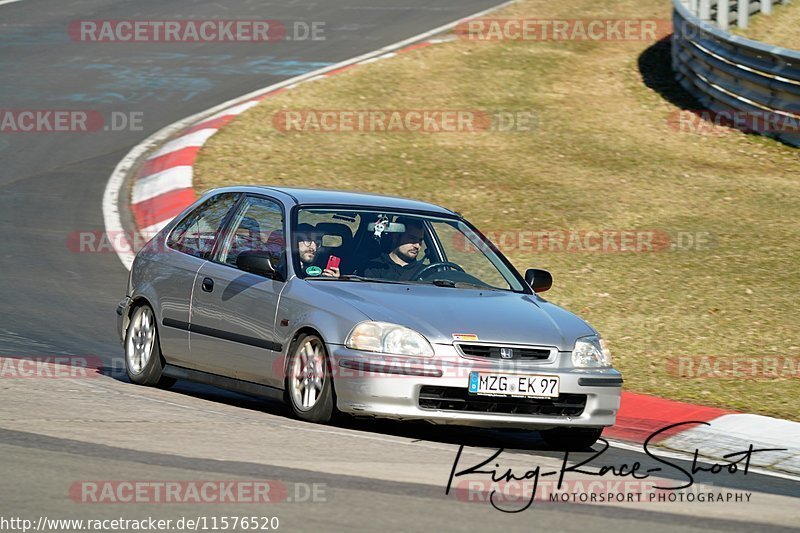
[
  {"x1": 296, "y1": 223, "x2": 339, "y2": 278},
  {"x1": 361, "y1": 217, "x2": 426, "y2": 281}
]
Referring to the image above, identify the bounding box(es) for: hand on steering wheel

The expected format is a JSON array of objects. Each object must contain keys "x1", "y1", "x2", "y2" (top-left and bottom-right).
[{"x1": 414, "y1": 261, "x2": 464, "y2": 280}]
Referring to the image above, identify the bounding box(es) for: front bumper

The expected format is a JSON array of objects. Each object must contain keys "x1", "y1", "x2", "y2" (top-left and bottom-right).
[{"x1": 330, "y1": 344, "x2": 622, "y2": 430}]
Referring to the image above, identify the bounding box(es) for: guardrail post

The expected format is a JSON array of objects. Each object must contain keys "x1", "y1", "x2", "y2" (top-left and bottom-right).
[
  {"x1": 717, "y1": 0, "x2": 731, "y2": 28},
  {"x1": 699, "y1": 0, "x2": 712, "y2": 19},
  {"x1": 737, "y1": 0, "x2": 749, "y2": 27},
  {"x1": 760, "y1": 0, "x2": 773, "y2": 14}
]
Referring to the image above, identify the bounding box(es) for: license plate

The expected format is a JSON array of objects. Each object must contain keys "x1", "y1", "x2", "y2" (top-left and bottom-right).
[{"x1": 468, "y1": 372, "x2": 560, "y2": 398}]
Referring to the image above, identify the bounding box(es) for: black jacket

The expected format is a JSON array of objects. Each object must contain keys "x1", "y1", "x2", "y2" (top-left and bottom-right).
[{"x1": 361, "y1": 253, "x2": 424, "y2": 281}]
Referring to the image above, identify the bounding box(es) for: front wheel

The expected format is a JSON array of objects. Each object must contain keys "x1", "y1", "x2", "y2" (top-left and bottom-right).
[
  {"x1": 286, "y1": 334, "x2": 336, "y2": 423},
  {"x1": 540, "y1": 427, "x2": 603, "y2": 451},
  {"x1": 125, "y1": 304, "x2": 174, "y2": 388}
]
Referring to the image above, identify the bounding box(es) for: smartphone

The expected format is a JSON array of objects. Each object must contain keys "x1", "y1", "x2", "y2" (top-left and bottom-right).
[{"x1": 326, "y1": 255, "x2": 341, "y2": 270}]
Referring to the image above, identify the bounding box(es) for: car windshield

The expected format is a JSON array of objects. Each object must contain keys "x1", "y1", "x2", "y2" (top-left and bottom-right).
[{"x1": 292, "y1": 208, "x2": 526, "y2": 292}]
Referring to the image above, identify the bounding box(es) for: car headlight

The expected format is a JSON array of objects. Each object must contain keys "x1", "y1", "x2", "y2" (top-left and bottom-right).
[
  {"x1": 346, "y1": 321, "x2": 434, "y2": 357},
  {"x1": 572, "y1": 335, "x2": 612, "y2": 368}
]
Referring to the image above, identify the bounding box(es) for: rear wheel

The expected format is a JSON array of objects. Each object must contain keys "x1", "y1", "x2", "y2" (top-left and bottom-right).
[
  {"x1": 540, "y1": 427, "x2": 603, "y2": 451},
  {"x1": 286, "y1": 333, "x2": 336, "y2": 423},
  {"x1": 125, "y1": 304, "x2": 174, "y2": 388}
]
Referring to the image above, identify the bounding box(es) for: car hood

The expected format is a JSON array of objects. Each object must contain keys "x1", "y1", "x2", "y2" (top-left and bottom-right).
[{"x1": 306, "y1": 282, "x2": 595, "y2": 350}]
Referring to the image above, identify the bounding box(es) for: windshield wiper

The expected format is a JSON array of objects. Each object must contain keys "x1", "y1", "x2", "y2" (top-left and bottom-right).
[{"x1": 456, "y1": 282, "x2": 494, "y2": 290}]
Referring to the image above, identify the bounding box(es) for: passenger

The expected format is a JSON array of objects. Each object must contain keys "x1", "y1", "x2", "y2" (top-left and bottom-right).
[
  {"x1": 361, "y1": 217, "x2": 425, "y2": 280},
  {"x1": 296, "y1": 223, "x2": 339, "y2": 278}
]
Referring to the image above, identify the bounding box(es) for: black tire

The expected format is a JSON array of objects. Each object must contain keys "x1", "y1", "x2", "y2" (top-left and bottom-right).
[
  {"x1": 124, "y1": 304, "x2": 172, "y2": 387},
  {"x1": 286, "y1": 333, "x2": 336, "y2": 423},
  {"x1": 540, "y1": 427, "x2": 603, "y2": 451}
]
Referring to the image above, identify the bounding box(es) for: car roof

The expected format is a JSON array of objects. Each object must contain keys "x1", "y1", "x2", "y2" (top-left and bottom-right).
[{"x1": 204, "y1": 185, "x2": 458, "y2": 216}]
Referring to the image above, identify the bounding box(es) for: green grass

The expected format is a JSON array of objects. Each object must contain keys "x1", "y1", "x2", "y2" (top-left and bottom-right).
[
  {"x1": 195, "y1": 0, "x2": 800, "y2": 420},
  {"x1": 730, "y1": 1, "x2": 800, "y2": 49}
]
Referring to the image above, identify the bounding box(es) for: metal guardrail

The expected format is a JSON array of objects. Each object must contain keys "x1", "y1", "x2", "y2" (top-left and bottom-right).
[
  {"x1": 672, "y1": 0, "x2": 800, "y2": 146},
  {"x1": 686, "y1": 0, "x2": 789, "y2": 30}
]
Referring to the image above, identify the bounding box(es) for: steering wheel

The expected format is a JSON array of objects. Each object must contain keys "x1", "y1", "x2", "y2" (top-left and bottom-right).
[{"x1": 414, "y1": 261, "x2": 465, "y2": 280}]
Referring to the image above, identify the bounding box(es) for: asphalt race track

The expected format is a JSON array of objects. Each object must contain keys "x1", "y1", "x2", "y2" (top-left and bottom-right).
[{"x1": 0, "y1": 1, "x2": 798, "y2": 531}]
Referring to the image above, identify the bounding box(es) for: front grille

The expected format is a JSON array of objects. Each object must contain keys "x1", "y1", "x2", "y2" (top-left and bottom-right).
[
  {"x1": 418, "y1": 386, "x2": 586, "y2": 416},
  {"x1": 457, "y1": 343, "x2": 552, "y2": 361}
]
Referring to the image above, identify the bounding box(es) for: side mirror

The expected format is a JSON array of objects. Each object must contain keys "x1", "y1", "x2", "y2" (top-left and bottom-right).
[
  {"x1": 237, "y1": 251, "x2": 282, "y2": 280},
  {"x1": 525, "y1": 268, "x2": 552, "y2": 293}
]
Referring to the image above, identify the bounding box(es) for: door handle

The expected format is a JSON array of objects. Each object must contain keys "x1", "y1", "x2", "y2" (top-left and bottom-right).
[{"x1": 201, "y1": 277, "x2": 214, "y2": 292}]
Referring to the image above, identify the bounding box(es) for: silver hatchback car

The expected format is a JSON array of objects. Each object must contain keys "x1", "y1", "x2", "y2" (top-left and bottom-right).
[{"x1": 117, "y1": 186, "x2": 622, "y2": 449}]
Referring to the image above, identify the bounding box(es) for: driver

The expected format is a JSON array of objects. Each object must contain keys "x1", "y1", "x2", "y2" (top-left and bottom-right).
[{"x1": 361, "y1": 217, "x2": 426, "y2": 281}]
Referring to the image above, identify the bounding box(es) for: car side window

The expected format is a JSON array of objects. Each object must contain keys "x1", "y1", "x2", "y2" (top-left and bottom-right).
[
  {"x1": 218, "y1": 196, "x2": 284, "y2": 268},
  {"x1": 167, "y1": 193, "x2": 239, "y2": 259}
]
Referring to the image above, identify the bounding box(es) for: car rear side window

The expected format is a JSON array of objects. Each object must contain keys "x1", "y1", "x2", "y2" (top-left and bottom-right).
[
  {"x1": 218, "y1": 196, "x2": 285, "y2": 267},
  {"x1": 167, "y1": 193, "x2": 239, "y2": 259}
]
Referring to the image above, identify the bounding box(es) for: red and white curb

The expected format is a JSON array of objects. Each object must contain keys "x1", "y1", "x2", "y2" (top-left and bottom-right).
[
  {"x1": 662, "y1": 414, "x2": 800, "y2": 474},
  {"x1": 606, "y1": 392, "x2": 799, "y2": 475},
  {"x1": 130, "y1": 100, "x2": 261, "y2": 238},
  {"x1": 102, "y1": 1, "x2": 799, "y2": 477}
]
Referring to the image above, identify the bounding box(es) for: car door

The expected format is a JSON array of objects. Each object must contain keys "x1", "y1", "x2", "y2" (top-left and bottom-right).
[
  {"x1": 156, "y1": 192, "x2": 240, "y2": 366},
  {"x1": 188, "y1": 194, "x2": 287, "y2": 387}
]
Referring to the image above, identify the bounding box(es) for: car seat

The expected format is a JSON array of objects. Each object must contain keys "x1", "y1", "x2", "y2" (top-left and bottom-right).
[{"x1": 315, "y1": 222, "x2": 355, "y2": 274}]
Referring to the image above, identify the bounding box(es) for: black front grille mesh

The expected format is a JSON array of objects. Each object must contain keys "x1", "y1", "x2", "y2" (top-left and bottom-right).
[
  {"x1": 418, "y1": 386, "x2": 586, "y2": 416},
  {"x1": 458, "y1": 344, "x2": 551, "y2": 360}
]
